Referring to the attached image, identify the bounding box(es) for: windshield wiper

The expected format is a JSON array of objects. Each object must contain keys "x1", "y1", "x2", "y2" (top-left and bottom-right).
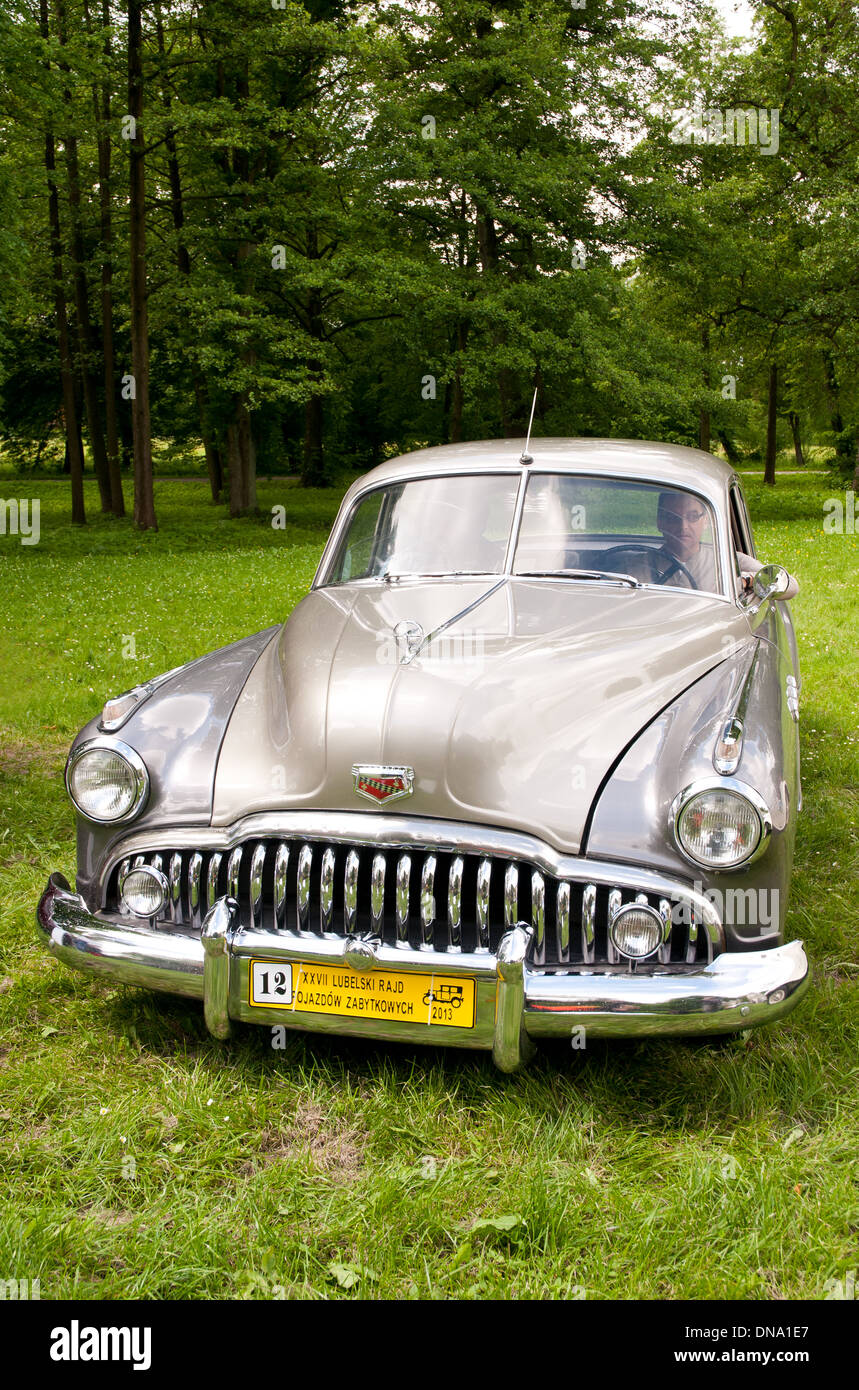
[
  {"x1": 516, "y1": 568, "x2": 641, "y2": 589},
  {"x1": 382, "y1": 571, "x2": 491, "y2": 582}
]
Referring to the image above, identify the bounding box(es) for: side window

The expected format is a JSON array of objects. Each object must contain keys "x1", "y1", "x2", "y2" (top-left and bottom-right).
[
  {"x1": 729, "y1": 484, "x2": 753, "y2": 560},
  {"x1": 730, "y1": 482, "x2": 756, "y2": 558},
  {"x1": 334, "y1": 488, "x2": 386, "y2": 581},
  {"x1": 739, "y1": 490, "x2": 756, "y2": 558}
]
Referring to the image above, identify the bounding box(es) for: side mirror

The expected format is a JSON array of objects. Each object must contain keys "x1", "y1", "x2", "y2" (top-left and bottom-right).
[{"x1": 752, "y1": 563, "x2": 791, "y2": 603}]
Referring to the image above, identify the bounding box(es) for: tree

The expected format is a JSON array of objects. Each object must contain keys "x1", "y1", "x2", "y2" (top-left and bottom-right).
[
  {"x1": 41, "y1": 0, "x2": 86, "y2": 521},
  {"x1": 128, "y1": 0, "x2": 157, "y2": 529},
  {"x1": 86, "y1": 0, "x2": 125, "y2": 513}
]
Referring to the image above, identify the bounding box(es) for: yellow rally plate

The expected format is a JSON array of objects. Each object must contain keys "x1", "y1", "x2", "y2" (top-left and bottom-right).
[{"x1": 249, "y1": 960, "x2": 475, "y2": 1028}]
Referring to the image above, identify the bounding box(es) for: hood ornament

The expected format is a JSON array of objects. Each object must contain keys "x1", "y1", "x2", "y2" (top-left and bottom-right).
[
  {"x1": 353, "y1": 764, "x2": 414, "y2": 804},
  {"x1": 394, "y1": 619, "x2": 424, "y2": 663}
]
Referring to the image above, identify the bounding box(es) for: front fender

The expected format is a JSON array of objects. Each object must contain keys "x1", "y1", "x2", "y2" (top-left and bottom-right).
[
  {"x1": 585, "y1": 636, "x2": 798, "y2": 948},
  {"x1": 71, "y1": 627, "x2": 280, "y2": 906}
]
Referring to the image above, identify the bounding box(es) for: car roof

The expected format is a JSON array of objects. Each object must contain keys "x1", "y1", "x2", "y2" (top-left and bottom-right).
[{"x1": 349, "y1": 438, "x2": 735, "y2": 510}]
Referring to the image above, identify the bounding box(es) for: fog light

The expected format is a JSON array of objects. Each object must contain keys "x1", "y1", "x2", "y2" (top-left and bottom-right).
[
  {"x1": 609, "y1": 904, "x2": 663, "y2": 960},
  {"x1": 121, "y1": 866, "x2": 169, "y2": 918}
]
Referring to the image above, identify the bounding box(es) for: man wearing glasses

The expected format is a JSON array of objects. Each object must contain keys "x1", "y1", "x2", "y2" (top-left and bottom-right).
[
  {"x1": 656, "y1": 490, "x2": 798, "y2": 598},
  {"x1": 656, "y1": 491, "x2": 719, "y2": 590}
]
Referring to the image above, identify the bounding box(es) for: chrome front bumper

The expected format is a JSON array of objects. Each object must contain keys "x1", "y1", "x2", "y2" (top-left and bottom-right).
[{"x1": 37, "y1": 874, "x2": 811, "y2": 1071}]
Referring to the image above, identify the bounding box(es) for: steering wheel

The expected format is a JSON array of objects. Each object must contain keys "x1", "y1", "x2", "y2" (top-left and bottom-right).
[
  {"x1": 654, "y1": 555, "x2": 698, "y2": 589},
  {"x1": 601, "y1": 544, "x2": 698, "y2": 590}
]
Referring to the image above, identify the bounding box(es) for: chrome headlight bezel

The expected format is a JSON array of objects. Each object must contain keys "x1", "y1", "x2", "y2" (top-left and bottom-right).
[
  {"x1": 669, "y1": 777, "x2": 772, "y2": 870},
  {"x1": 65, "y1": 737, "x2": 149, "y2": 824}
]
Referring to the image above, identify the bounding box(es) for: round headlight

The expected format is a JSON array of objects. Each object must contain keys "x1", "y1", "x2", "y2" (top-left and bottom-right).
[
  {"x1": 121, "y1": 865, "x2": 168, "y2": 918},
  {"x1": 609, "y1": 904, "x2": 664, "y2": 960},
  {"x1": 673, "y1": 783, "x2": 766, "y2": 868},
  {"x1": 66, "y1": 739, "x2": 148, "y2": 823}
]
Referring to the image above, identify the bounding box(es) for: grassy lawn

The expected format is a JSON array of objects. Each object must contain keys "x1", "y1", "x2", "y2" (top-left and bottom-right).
[{"x1": 0, "y1": 466, "x2": 857, "y2": 1301}]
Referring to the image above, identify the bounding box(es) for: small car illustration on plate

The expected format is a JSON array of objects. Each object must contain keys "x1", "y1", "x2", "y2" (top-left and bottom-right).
[
  {"x1": 37, "y1": 438, "x2": 810, "y2": 1069},
  {"x1": 423, "y1": 985, "x2": 464, "y2": 1009}
]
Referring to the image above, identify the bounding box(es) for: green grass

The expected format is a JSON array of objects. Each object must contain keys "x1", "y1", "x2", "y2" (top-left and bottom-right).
[{"x1": 1, "y1": 468, "x2": 857, "y2": 1300}]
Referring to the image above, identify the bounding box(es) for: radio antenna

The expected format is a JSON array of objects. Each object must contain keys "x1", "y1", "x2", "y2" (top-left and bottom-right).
[{"x1": 520, "y1": 388, "x2": 538, "y2": 464}]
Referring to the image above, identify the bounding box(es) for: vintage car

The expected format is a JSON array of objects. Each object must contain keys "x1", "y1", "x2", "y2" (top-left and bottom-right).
[{"x1": 37, "y1": 438, "x2": 810, "y2": 1070}]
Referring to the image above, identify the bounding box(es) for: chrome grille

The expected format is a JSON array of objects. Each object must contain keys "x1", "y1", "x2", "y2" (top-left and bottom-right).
[{"x1": 107, "y1": 839, "x2": 714, "y2": 968}]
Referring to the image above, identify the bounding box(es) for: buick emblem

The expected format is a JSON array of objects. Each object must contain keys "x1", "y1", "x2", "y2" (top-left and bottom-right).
[{"x1": 352, "y1": 764, "x2": 414, "y2": 804}]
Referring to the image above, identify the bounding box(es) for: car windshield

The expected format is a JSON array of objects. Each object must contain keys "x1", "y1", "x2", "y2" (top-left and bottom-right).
[
  {"x1": 325, "y1": 471, "x2": 723, "y2": 596},
  {"x1": 326, "y1": 474, "x2": 520, "y2": 583},
  {"x1": 513, "y1": 474, "x2": 722, "y2": 595}
]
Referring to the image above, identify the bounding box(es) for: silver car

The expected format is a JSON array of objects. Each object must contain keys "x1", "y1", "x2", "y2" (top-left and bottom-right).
[{"x1": 37, "y1": 438, "x2": 810, "y2": 1070}]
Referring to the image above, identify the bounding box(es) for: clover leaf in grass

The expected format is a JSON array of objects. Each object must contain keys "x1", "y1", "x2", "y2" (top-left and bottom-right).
[
  {"x1": 469, "y1": 1214, "x2": 526, "y2": 1243},
  {"x1": 327, "y1": 1262, "x2": 379, "y2": 1290}
]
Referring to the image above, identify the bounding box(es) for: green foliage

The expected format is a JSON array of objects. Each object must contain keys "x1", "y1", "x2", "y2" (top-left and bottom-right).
[{"x1": 1, "y1": 1, "x2": 859, "y2": 502}]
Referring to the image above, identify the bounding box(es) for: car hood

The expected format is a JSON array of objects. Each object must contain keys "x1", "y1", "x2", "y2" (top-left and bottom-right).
[{"x1": 212, "y1": 579, "x2": 753, "y2": 853}]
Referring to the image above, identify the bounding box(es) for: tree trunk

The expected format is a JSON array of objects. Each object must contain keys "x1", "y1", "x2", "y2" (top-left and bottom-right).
[
  {"x1": 450, "y1": 193, "x2": 468, "y2": 445},
  {"x1": 301, "y1": 258, "x2": 327, "y2": 485},
  {"x1": 787, "y1": 411, "x2": 805, "y2": 468},
  {"x1": 764, "y1": 361, "x2": 778, "y2": 486},
  {"x1": 62, "y1": 407, "x2": 85, "y2": 485},
  {"x1": 699, "y1": 325, "x2": 711, "y2": 452},
  {"x1": 226, "y1": 399, "x2": 256, "y2": 515},
  {"x1": 35, "y1": 426, "x2": 49, "y2": 469},
  {"x1": 302, "y1": 386, "x2": 325, "y2": 488},
  {"x1": 498, "y1": 366, "x2": 521, "y2": 437},
  {"x1": 450, "y1": 367, "x2": 464, "y2": 443},
  {"x1": 195, "y1": 381, "x2": 223, "y2": 501},
  {"x1": 476, "y1": 205, "x2": 521, "y2": 436},
  {"x1": 90, "y1": 0, "x2": 124, "y2": 514},
  {"x1": 823, "y1": 350, "x2": 855, "y2": 470},
  {"x1": 450, "y1": 322, "x2": 467, "y2": 443},
  {"x1": 228, "y1": 57, "x2": 259, "y2": 509},
  {"x1": 118, "y1": 396, "x2": 134, "y2": 470},
  {"x1": 717, "y1": 430, "x2": 741, "y2": 464},
  {"x1": 227, "y1": 419, "x2": 243, "y2": 516},
  {"x1": 156, "y1": 6, "x2": 222, "y2": 503},
  {"x1": 128, "y1": 0, "x2": 157, "y2": 529},
  {"x1": 56, "y1": 0, "x2": 112, "y2": 513},
  {"x1": 238, "y1": 401, "x2": 257, "y2": 511},
  {"x1": 41, "y1": 0, "x2": 85, "y2": 524},
  {"x1": 59, "y1": 402, "x2": 86, "y2": 518},
  {"x1": 699, "y1": 410, "x2": 711, "y2": 453}
]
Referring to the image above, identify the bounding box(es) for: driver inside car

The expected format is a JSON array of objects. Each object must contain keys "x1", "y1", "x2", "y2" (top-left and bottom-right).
[
  {"x1": 655, "y1": 490, "x2": 718, "y2": 590},
  {"x1": 655, "y1": 489, "x2": 799, "y2": 599}
]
